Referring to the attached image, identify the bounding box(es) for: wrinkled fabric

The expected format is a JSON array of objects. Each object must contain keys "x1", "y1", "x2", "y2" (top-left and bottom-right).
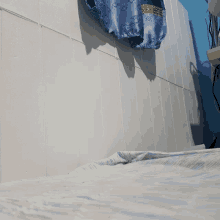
[
  {"x1": 85, "y1": 0, "x2": 167, "y2": 49},
  {"x1": 1, "y1": 147, "x2": 220, "y2": 219}
]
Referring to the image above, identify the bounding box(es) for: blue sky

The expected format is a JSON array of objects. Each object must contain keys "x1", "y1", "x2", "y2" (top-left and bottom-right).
[{"x1": 178, "y1": 0, "x2": 210, "y2": 63}]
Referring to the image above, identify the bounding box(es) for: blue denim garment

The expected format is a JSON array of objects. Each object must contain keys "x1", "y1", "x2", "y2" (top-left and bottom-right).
[{"x1": 85, "y1": 0, "x2": 167, "y2": 49}]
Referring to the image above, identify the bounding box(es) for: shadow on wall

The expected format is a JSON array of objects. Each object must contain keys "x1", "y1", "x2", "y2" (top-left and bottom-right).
[
  {"x1": 77, "y1": 0, "x2": 156, "y2": 81},
  {"x1": 189, "y1": 20, "x2": 220, "y2": 148},
  {"x1": 189, "y1": 61, "x2": 205, "y2": 146}
]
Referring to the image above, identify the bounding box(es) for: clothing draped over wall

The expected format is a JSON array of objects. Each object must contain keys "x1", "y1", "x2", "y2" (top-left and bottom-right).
[{"x1": 85, "y1": 0, "x2": 167, "y2": 49}]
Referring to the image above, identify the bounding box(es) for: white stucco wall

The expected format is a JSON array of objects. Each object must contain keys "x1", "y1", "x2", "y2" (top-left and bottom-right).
[{"x1": 0, "y1": 0, "x2": 200, "y2": 183}]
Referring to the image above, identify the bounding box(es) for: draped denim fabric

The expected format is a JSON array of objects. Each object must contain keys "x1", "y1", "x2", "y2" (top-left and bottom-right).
[{"x1": 85, "y1": 0, "x2": 167, "y2": 49}]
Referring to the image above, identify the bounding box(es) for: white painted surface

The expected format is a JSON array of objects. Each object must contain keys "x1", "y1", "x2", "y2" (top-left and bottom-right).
[{"x1": 0, "y1": 0, "x2": 201, "y2": 182}]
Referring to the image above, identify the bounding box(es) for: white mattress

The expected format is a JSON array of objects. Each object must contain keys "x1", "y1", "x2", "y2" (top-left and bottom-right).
[{"x1": 0, "y1": 146, "x2": 220, "y2": 220}]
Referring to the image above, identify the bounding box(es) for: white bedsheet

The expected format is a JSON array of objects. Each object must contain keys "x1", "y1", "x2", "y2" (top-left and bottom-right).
[{"x1": 0, "y1": 147, "x2": 220, "y2": 219}]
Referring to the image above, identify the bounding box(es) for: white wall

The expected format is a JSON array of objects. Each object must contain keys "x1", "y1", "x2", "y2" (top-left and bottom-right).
[{"x1": 0, "y1": 0, "x2": 201, "y2": 183}]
